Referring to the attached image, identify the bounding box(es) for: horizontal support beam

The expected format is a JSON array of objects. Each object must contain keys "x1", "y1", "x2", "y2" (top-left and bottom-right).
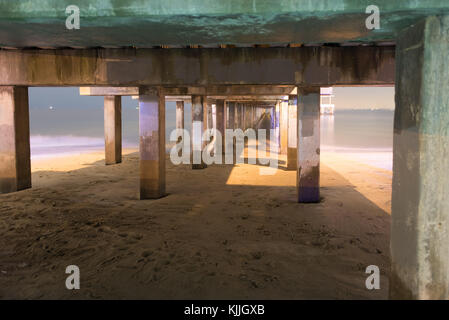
[
  {"x1": 211, "y1": 96, "x2": 287, "y2": 101},
  {"x1": 80, "y1": 86, "x2": 295, "y2": 96},
  {"x1": 1, "y1": 47, "x2": 394, "y2": 86},
  {"x1": 80, "y1": 87, "x2": 137, "y2": 96}
]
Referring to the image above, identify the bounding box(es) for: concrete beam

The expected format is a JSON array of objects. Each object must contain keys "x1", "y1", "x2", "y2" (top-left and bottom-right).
[
  {"x1": 0, "y1": 86, "x2": 31, "y2": 194},
  {"x1": 297, "y1": 87, "x2": 320, "y2": 203},
  {"x1": 287, "y1": 95, "x2": 298, "y2": 170},
  {"x1": 208, "y1": 95, "x2": 288, "y2": 101},
  {"x1": 2, "y1": 47, "x2": 394, "y2": 86},
  {"x1": 390, "y1": 15, "x2": 449, "y2": 300},
  {"x1": 80, "y1": 86, "x2": 294, "y2": 97},
  {"x1": 81, "y1": 87, "x2": 138, "y2": 96},
  {"x1": 139, "y1": 87, "x2": 166, "y2": 199},
  {"x1": 104, "y1": 96, "x2": 122, "y2": 165}
]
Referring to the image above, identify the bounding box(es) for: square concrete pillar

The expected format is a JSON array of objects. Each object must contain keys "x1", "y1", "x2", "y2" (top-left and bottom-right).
[
  {"x1": 274, "y1": 102, "x2": 280, "y2": 153},
  {"x1": 250, "y1": 106, "x2": 256, "y2": 129},
  {"x1": 391, "y1": 15, "x2": 449, "y2": 300},
  {"x1": 176, "y1": 101, "x2": 184, "y2": 143},
  {"x1": 0, "y1": 86, "x2": 31, "y2": 194},
  {"x1": 104, "y1": 96, "x2": 122, "y2": 165},
  {"x1": 239, "y1": 104, "x2": 245, "y2": 130},
  {"x1": 207, "y1": 102, "x2": 213, "y2": 130},
  {"x1": 280, "y1": 100, "x2": 289, "y2": 155},
  {"x1": 191, "y1": 95, "x2": 207, "y2": 169},
  {"x1": 244, "y1": 105, "x2": 252, "y2": 130},
  {"x1": 287, "y1": 95, "x2": 298, "y2": 170},
  {"x1": 215, "y1": 100, "x2": 226, "y2": 153},
  {"x1": 139, "y1": 88, "x2": 165, "y2": 199},
  {"x1": 297, "y1": 87, "x2": 320, "y2": 203},
  {"x1": 227, "y1": 102, "x2": 237, "y2": 163},
  {"x1": 227, "y1": 102, "x2": 235, "y2": 130}
]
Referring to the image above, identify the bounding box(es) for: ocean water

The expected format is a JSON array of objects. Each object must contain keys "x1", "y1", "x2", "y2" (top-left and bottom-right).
[
  {"x1": 321, "y1": 110, "x2": 394, "y2": 170},
  {"x1": 28, "y1": 87, "x2": 394, "y2": 170}
]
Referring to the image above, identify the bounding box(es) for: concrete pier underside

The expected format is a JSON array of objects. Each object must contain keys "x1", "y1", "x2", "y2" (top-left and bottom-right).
[{"x1": 0, "y1": 1, "x2": 448, "y2": 47}]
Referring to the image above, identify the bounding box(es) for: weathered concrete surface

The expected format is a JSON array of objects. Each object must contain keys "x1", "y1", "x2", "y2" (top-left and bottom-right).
[
  {"x1": 280, "y1": 100, "x2": 288, "y2": 155},
  {"x1": 391, "y1": 15, "x2": 449, "y2": 300},
  {"x1": 1, "y1": 1, "x2": 449, "y2": 47},
  {"x1": 287, "y1": 95, "x2": 298, "y2": 170},
  {"x1": 297, "y1": 87, "x2": 320, "y2": 203},
  {"x1": 274, "y1": 102, "x2": 280, "y2": 153},
  {"x1": 104, "y1": 96, "x2": 122, "y2": 165},
  {"x1": 191, "y1": 95, "x2": 207, "y2": 169},
  {"x1": 227, "y1": 102, "x2": 235, "y2": 130},
  {"x1": 244, "y1": 105, "x2": 253, "y2": 131},
  {"x1": 0, "y1": 47, "x2": 394, "y2": 86},
  {"x1": 215, "y1": 100, "x2": 226, "y2": 154},
  {"x1": 139, "y1": 88, "x2": 165, "y2": 199},
  {"x1": 0, "y1": 86, "x2": 31, "y2": 194},
  {"x1": 176, "y1": 101, "x2": 184, "y2": 140},
  {"x1": 207, "y1": 102, "x2": 213, "y2": 130}
]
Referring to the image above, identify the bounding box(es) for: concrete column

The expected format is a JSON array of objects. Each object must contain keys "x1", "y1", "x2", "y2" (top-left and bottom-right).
[
  {"x1": 280, "y1": 99, "x2": 289, "y2": 155},
  {"x1": 244, "y1": 105, "x2": 252, "y2": 130},
  {"x1": 391, "y1": 15, "x2": 449, "y2": 300},
  {"x1": 215, "y1": 100, "x2": 226, "y2": 153},
  {"x1": 297, "y1": 87, "x2": 320, "y2": 203},
  {"x1": 104, "y1": 96, "x2": 122, "y2": 165},
  {"x1": 228, "y1": 102, "x2": 235, "y2": 130},
  {"x1": 176, "y1": 101, "x2": 184, "y2": 143},
  {"x1": 191, "y1": 95, "x2": 207, "y2": 169},
  {"x1": 275, "y1": 102, "x2": 280, "y2": 153},
  {"x1": 250, "y1": 105, "x2": 256, "y2": 129},
  {"x1": 240, "y1": 104, "x2": 244, "y2": 129},
  {"x1": 287, "y1": 95, "x2": 298, "y2": 170},
  {"x1": 227, "y1": 101, "x2": 236, "y2": 163},
  {"x1": 207, "y1": 102, "x2": 213, "y2": 130},
  {"x1": 139, "y1": 88, "x2": 165, "y2": 199},
  {"x1": 0, "y1": 86, "x2": 31, "y2": 194}
]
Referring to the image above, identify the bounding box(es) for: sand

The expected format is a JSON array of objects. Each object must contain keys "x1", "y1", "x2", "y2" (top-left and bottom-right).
[{"x1": 0, "y1": 149, "x2": 391, "y2": 299}]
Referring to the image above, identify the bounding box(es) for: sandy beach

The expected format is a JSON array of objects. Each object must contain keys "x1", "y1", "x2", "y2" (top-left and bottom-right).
[{"x1": 0, "y1": 150, "x2": 391, "y2": 299}]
